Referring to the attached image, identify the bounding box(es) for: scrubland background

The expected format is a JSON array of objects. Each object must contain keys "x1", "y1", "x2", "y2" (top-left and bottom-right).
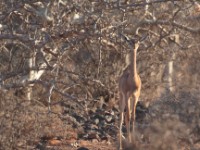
[{"x1": 0, "y1": 0, "x2": 200, "y2": 149}]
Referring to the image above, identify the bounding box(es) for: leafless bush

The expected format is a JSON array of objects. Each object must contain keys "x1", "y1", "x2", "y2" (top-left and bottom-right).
[{"x1": 0, "y1": 0, "x2": 200, "y2": 149}]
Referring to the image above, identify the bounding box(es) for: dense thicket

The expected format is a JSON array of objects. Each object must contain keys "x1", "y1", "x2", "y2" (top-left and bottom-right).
[{"x1": 0, "y1": 0, "x2": 200, "y2": 149}]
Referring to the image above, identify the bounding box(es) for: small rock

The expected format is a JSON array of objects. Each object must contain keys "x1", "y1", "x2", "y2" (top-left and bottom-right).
[
  {"x1": 49, "y1": 139, "x2": 62, "y2": 145},
  {"x1": 105, "y1": 115, "x2": 112, "y2": 123},
  {"x1": 101, "y1": 135, "x2": 108, "y2": 141},
  {"x1": 107, "y1": 141, "x2": 111, "y2": 145},
  {"x1": 66, "y1": 139, "x2": 77, "y2": 145},
  {"x1": 110, "y1": 110, "x2": 115, "y2": 115},
  {"x1": 92, "y1": 139, "x2": 98, "y2": 143},
  {"x1": 91, "y1": 124, "x2": 98, "y2": 130},
  {"x1": 71, "y1": 141, "x2": 78, "y2": 147},
  {"x1": 95, "y1": 118, "x2": 99, "y2": 124},
  {"x1": 88, "y1": 132, "x2": 99, "y2": 140},
  {"x1": 77, "y1": 147, "x2": 89, "y2": 150}
]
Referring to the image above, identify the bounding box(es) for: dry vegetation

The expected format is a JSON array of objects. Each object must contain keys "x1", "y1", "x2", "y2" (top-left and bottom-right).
[{"x1": 0, "y1": 0, "x2": 200, "y2": 150}]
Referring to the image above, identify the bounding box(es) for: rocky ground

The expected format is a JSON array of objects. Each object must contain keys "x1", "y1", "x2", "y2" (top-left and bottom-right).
[
  {"x1": 1, "y1": 91, "x2": 200, "y2": 150},
  {"x1": 31, "y1": 92, "x2": 200, "y2": 150}
]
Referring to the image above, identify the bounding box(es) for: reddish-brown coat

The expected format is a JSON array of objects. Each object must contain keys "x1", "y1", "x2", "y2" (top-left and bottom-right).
[{"x1": 118, "y1": 42, "x2": 141, "y2": 150}]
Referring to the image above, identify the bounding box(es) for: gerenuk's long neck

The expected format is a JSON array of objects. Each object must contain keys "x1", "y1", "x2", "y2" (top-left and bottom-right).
[{"x1": 130, "y1": 46, "x2": 137, "y2": 77}]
